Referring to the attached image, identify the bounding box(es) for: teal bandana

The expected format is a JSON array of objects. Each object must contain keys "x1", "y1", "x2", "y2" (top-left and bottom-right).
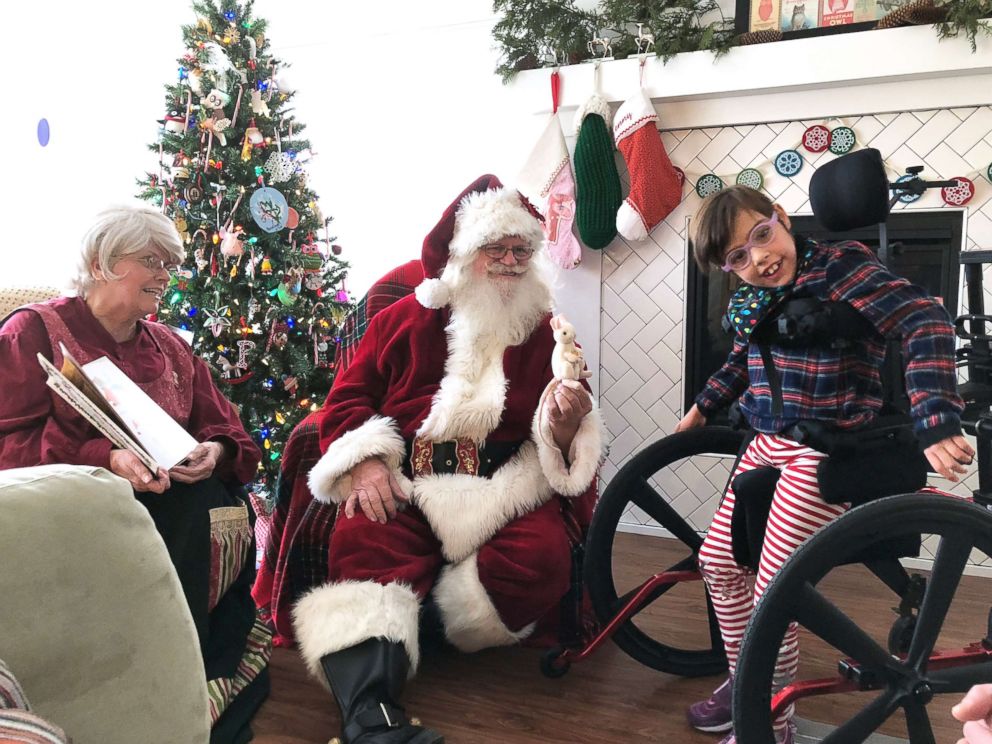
[{"x1": 727, "y1": 240, "x2": 817, "y2": 339}]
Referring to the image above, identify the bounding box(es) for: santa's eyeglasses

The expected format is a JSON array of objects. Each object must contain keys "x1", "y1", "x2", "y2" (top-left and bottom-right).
[{"x1": 481, "y1": 244, "x2": 535, "y2": 261}]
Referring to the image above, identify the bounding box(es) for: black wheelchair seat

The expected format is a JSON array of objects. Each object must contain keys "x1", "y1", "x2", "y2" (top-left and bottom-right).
[{"x1": 729, "y1": 417, "x2": 928, "y2": 571}]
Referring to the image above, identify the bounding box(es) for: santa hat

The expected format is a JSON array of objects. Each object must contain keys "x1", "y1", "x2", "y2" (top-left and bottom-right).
[{"x1": 415, "y1": 174, "x2": 545, "y2": 309}]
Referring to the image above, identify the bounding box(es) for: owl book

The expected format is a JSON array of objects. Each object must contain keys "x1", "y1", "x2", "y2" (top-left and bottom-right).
[{"x1": 781, "y1": 0, "x2": 820, "y2": 30}]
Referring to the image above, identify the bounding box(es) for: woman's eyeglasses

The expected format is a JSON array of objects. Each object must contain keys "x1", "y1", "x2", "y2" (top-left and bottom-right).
[
  {"x1": 481, "y1": 244, "x2": 535, "y2": 261},
  {"x1": 721, "y1": 212, "x2": 779, "y2": 272},
  {"x1": 130, "y1": 255, "x2": 180, "y2": 274}
]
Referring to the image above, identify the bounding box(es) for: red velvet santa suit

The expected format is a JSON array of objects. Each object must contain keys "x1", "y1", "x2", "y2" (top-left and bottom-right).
[{"x1": 292, "y1": 178, "x2": 605, "y2": 681}]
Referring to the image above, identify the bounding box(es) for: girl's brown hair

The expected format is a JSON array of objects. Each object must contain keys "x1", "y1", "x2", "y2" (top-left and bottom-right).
[{"x1": 691, "y1": 186, "x2": 775, "y2": 270}]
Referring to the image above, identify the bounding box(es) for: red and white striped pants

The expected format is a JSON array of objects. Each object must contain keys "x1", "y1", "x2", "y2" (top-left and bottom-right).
[{"x1": 698, "y1": 433, "x2": 848, "y2": 728}]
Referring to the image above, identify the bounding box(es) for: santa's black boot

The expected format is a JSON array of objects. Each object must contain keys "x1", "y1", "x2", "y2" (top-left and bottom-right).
[{"x1": 320, "y1": 638, "x2": 444, "y2": 744}]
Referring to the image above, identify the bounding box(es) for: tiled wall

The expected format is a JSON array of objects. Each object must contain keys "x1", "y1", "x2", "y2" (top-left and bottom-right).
[{"x1": 595, "y1": 105, "x2": 992, "y2": 566}]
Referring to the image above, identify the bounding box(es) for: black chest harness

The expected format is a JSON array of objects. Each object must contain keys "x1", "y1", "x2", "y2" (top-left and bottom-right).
[{"x1": 720, "y1": 297, "x2": 929, "y2": 569}]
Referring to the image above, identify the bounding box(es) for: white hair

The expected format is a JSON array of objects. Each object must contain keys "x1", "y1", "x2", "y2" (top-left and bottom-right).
[{"x1": 71, "y1": 205, "x2": 184, "y2": 297}]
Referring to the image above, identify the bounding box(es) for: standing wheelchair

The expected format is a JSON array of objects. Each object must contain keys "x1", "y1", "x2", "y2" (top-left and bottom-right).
[{"x1": 542, "y1": 148, "x2": 992, "y2": 744}]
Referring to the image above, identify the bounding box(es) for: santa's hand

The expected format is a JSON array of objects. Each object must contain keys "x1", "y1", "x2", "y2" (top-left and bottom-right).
[
  {"x1": 548, "y1": 379, "x2": 593, "y2": 453},
  {"x1": 924, "y1": 435, "x2": 975, "y2": 482},
  {"x1": 345, "y1": 457, "x2": 409, "y2": 524},
  {"x1": 109, "y1": 449, "x2": 170, "y2": 494},
  {"x1": 952, "y1": 684, "x2": 992, "y2": 743}
]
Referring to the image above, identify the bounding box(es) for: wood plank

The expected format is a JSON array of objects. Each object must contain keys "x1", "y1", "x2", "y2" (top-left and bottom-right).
[{"x1": 251, "y1": 534, "x2": 989, "y2": 743}]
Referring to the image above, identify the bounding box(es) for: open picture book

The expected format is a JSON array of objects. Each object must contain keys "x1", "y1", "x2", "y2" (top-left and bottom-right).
[{"x1": 37, "y1": 343, "x2": 198, "y2": 473}]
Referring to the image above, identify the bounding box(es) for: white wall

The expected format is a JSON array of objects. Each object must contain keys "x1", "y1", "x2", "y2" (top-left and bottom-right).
[{"x1": 2, "y1": 0, "x2": 555, "y2": 296}]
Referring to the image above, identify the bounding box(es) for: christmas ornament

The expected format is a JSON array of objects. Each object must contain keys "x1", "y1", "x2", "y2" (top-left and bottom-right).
[
  {"x1": 774, "y1": 149, "x2": 804, "y2": 177},
  {"x1": 894, "y1": 174, "x2": 923, "y2": 204},
  {"x1": 829, "y1": 126, "x2": 857, "y2": 154},
  {"x1": 942, "y1": 177, "x2": 975, "y2": 206},
  {"x1": 518, "y1": 71, "x2": 581, "y2": 269},
  {"x1": 247, "y1": 297, "x2": 261, "y2": 319},
  {"x1": 249, "y1": 187, "x2": 289, "y2": 233},
  {"x1": 220, "y1": 225, "x2": 245, "y2": 257},
  {"x1": 297, "y1": 243, "x2": 324, "y2": 272},
  {"x1": 184, "y1": 184, "x2": 204, "y2": 203},
  {"x1": 696, "y1": 174, "x2": 724, "y2": 198},
  {"x1": 331, "y1": 244, "x2": 343, "y2": 256},
  {"x1": 162, "y1": 114, "x2": 186, "y2": 134},
  {"x1": 987, "y1": 162, "x2": 992, "y2": 182},
  {"x1": 282, "y1": 375, "x2": 299, "y2": 394},
  {"x1": 286, "y1": 207, "x2": 300, "y2": 230},
  {"x1": 613, "y1": 89, "x2": 682, "y2": 241},
  {"x1": 802, "y1": 125, "x2": 830, "y2": 153},
  {"x1": 573, "y1": 92, "x2": 622, "y2": 249},
  {"x1": 264, "y1": 151, "x2": 295, "y2": 183},
  {"x1": 304, "y1": 273, "x2": 323, "y2": 291},
  {"x1": 267, "y1": 320, "x2": 290, "y2": 351},
  {"x1": 260, "y1": 256, "x2": 273, "y2": 274},
  {"x1": 203, "y1": 305, "x2": 231, "y2": 337},
  {"x1": 736, "y1": 168, "x2": 763, "y2": 190},
  {"x1": 250, "y1": 88, "x2": 270, "y2": 117}
]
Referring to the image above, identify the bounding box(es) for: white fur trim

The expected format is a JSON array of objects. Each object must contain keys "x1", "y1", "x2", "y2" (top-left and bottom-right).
[
  {"x1": 292, "y1": 581, "x2": 421, "y2": 685},
  {"x1": 432, "y1": 554, "x2": 534, "y2": 652},
  {"x1": 617, "y1": 200, "x2": 649, "y2": 242},
  {"x1": 573, "y1": 93, "x2": 613, "y2": 134},
  {"x1": 414, "y1": 277, "x2": 451, "y2": 309},
  {"x1": 449, "y1": 187, "x2": 545, "y2": 259},
  {"x1": 533, "y1": 403, "x2": 606, "y2": 497},
  {"x1": 307, "y1": 416, "x2": 406, "y2": 504},
  {"x1": 412, "y1": 442, "x2": 553, "y2": 563},
  {"x1": 612, "y1": 89, "x2": 658, "y2": 142}
]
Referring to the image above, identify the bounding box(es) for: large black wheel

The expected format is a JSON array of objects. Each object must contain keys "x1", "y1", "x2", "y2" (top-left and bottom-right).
[
  {"x1": 584, "y1": 426, "x2": 746, "y2": 677},
  {"x1": 734, "y1": 494, "x2": 992, "y2": 744}
]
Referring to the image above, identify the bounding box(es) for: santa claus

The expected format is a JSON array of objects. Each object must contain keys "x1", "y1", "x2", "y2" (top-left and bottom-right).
[{"x1": 293, "y1": 175, "x2": 605, "y2": 744}]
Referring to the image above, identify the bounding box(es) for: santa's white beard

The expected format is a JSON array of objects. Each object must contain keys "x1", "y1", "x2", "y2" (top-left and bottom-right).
[{"x1": 446, "y1": 255, "x2": 555, "y2": 347}]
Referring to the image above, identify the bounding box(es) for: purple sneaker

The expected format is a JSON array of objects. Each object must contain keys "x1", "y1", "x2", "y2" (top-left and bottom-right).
[{"x1": 686, "y1": 677, "x2": 732, "y2": 733}]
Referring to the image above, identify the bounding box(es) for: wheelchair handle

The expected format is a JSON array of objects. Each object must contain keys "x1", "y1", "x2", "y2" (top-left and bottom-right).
[{"x1": 955, "y1": 314, "x2": 992, "y2": 340}]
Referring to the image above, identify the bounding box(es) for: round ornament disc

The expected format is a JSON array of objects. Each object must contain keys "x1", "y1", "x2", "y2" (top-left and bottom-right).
[
  {"x1": 736, "y1": 168, "x2": 764, "y2": 190},
  {"x1": 696, "y1": 174, "x2": 724, "y2": 198},
  {"x1": 774, "y1": 150, "x2": 804, "y2": 177},
  {"x1": 184, "y1": 184, "x2": 203, "y2": 202},
  {"x1": 894, "y1": 175, "x2": 922, "y2": 204},
  {"x1": 942, "y1": 177, "x2": 975, "y2": 206},
  {"x1": 802, "y1": 125, "x2": 830, "y2": 153},
  {"x1": 249, "y1": 187, "x2": 290, "y2": 233},
  {"x1": 829, "y1": 127, "x2": 857, "y2": 154}
]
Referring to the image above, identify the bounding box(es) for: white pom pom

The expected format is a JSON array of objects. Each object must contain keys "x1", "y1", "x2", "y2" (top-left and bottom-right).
[{"x1": 414, "y1": 278, "x2": 451, "y2": 309}]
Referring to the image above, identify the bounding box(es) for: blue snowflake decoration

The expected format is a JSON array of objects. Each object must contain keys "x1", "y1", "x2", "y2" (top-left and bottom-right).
[
  {"x1": 774, "y1": 150, "x2": 803, "y2": 177},
  {"x1": 696, "y1": 174, "x2": 724, "y2": 198},
  {"x1": 829, "y1": 126, "x2": 857, "y2": 155},
  {"x1": 894, "y1": 175, "x2": 922, "y2": 204},
  {"x1": 736, "y1": 168, "x2": 763, "y2": 190}
]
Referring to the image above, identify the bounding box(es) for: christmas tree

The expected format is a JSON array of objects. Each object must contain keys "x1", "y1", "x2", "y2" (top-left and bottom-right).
[{"x1": 137, "y1": 0, "x2": 351, "y2": 496}]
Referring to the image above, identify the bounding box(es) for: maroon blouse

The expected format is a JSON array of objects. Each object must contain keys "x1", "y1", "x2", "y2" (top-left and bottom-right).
[{"x1": 0, "y1": 297, "x2": 260, "y2": 484}]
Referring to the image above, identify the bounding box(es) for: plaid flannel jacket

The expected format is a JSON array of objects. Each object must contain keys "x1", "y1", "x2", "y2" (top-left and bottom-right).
[{"x1": 695, "y1": 240, "x2": 963, "y2": 448}]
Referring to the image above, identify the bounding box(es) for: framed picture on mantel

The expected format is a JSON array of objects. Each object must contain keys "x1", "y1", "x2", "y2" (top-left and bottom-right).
[{"x1": 736, "y1": 0, "x2": 905, "y2": 36}]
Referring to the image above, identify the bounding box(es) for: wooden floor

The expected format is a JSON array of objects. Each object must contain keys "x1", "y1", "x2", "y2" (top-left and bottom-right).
[{"x1": 251, "y1": 533, "x2": 989, "y2": 744}]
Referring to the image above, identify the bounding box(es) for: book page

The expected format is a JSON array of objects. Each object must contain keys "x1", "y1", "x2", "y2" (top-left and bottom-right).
[
  {"x1": 81, "y1": 356, "x2": 198, "y2": 470},
  {"x1": 37, "y1": 353, "x2": 160, "y2": 473}
]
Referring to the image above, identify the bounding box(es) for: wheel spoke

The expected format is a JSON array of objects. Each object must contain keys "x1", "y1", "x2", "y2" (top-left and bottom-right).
[
  {"x1": 629, "y1": 479, "x2": 702, "y2": 550},
  {"x1": 793, "y1": 582, "x2": 906, "y2": 677},
  {"x1": 821, "y1": 690, "x2": 900, "y2": 744},
  {"x1": 903, "y1": 702, "x2": 936, "y2": 744},
  {"x1": 907, "y1": 535, "x2": 972, "y2": 670},
  {"x1": 928, "y1": 661, "x2": 992, "y2": 693}
]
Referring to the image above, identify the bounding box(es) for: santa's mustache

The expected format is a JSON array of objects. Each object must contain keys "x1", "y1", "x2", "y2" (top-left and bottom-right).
[{"x1": 486, "y1": 264, "x2": 528, "y2": 276}]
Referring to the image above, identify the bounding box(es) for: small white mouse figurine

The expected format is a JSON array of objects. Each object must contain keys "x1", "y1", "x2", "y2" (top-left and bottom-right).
[{"x1": 550, "y1": 314, "x2": 592, "y2": 381}]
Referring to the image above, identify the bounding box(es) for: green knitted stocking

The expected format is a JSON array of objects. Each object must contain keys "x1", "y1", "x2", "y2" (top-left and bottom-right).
[{"x1": 574, "y1": 96, "x2": 622, "y2": 250}]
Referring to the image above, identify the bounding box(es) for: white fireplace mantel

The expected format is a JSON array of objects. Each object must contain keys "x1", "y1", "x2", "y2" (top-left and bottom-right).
[{"x1": 510, "y1": 24, "x2": 992, "y2": 129}]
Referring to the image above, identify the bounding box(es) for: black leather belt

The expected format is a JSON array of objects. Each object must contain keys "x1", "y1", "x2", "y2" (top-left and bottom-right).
[{"x1": 404, "y1": 438, "x2": 523, "y2": 479}]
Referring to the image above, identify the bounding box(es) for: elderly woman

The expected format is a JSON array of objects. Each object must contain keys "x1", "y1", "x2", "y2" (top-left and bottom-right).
[{"x1": 0, "y1": 205, "x2": 270, "y2": 744}]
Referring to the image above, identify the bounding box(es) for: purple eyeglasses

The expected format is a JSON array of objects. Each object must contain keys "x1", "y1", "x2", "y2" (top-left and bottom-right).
[{"x1": 721, "y1": 211, "x2": 780, "y2": 272}]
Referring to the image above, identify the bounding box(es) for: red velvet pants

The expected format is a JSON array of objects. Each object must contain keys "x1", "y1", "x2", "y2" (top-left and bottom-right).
[{"x1": 327, "y1": 497, "x2": 572, "y2": 633}]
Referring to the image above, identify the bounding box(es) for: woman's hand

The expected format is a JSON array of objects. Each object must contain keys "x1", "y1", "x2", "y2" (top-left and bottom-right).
[
  {"x1": 345, "y1": 457, "x2": 410, "y2": 524},
  {"x1": 924, "y1": 434, "x2": 975, "y2": 482},
  {"x1": 952, "y1": 684, "x2": 992, "y2": 744},
  {"x1": 548, "y1": 379, "x2": 593, "y2": 454},
  {"x1": 675, "y1": 404, "x2": 707, "y2": 433},
  {"x1": 170, "y1": 441, "x2": 225, "y2": 484},
  {"x1": 109, "y1": 449, "x2": 170, "y2": 493}
]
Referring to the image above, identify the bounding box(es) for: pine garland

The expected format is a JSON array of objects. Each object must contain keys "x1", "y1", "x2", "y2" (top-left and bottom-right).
[
  {"x1": 935, "y1": 0, "x2": 992, "y2": 51},
  {"x1": 492, "y1": 0, "x2": 736, "y2": 81}
]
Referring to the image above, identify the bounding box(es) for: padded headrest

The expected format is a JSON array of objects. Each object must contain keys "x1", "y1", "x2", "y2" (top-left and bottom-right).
[{"x1": 809, "y1": 148, "x2": 891, "y2": 231}]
